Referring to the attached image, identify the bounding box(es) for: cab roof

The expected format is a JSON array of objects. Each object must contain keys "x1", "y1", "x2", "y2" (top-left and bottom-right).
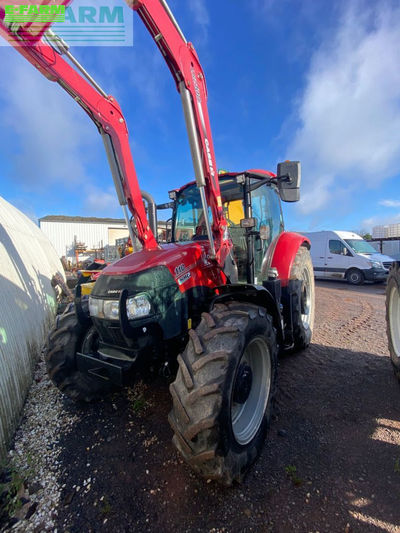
[{"x1": 174, "y1": 169, "x2": 276, "y2": 195}]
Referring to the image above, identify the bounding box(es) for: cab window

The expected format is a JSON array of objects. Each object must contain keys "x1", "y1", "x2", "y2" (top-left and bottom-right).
[
  {"x1": 329, "y1": 240, "x2": 351, "y2": 256},
  {"x1": 174, "y1": 186, "x2": 212, "y2": 241}
]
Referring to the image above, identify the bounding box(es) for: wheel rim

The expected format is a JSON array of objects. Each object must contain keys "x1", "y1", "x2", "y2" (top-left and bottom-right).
[
  {"x1": 231, "y1": 337, "x2": 271, "y2": 446},
  {"x1": 349, "y1": 271, "x2": 360, "y2": 283},
  {"x1": 300, "y1": 266, "x2": 312, "y2": 329},
  {"x1": 389, "y1": 284, "x2": 400, "y2": 359}
]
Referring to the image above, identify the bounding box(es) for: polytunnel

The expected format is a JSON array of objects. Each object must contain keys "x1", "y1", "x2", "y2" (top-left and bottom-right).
[{"x1": 0, "y1": 197, "x2": 64, "y2": 459}]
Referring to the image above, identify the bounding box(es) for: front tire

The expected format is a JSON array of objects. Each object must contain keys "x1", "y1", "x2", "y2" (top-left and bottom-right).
[
  {"x1": 168, "y1": 302, "x2": 278, "y2": 485},
  {"x1": 346, "y1": 268, "x2": 364, "y2": 285},
  {"x1": 289, "y1": 246, "x2": 315, "y2": 351},
  {"x1": 44, "y1": 306, "x2": 114, "y2": 402},
  {"x1": 386, "y1": 263, "x2": 400, "y2": 382}
]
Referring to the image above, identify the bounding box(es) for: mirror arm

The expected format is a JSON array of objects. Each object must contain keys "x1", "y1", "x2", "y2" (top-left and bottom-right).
[{"x1": 277, "y1": 174, "x2": 293, "y2": 184}]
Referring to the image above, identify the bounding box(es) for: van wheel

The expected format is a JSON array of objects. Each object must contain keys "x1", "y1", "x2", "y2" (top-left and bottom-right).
[{"x1": 346, "y1": 268, "x2": 364, "y2": 285}]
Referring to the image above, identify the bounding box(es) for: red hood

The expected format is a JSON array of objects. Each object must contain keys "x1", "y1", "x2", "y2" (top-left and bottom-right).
[
  {"x1": 100, "y1": 241, "x2": 225, "y2": 292},
  {"x1": 102, "y1": 242, "x2": 209, "y2": 277}
]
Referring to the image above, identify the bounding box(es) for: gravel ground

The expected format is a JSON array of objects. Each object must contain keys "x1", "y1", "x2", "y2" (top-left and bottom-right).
[
  {"x1": 0, "y1": 360, "x2": 80, "y2": 532},
  {"x1": 1, "y1": 280, "x2": 399, "y2": 532}
]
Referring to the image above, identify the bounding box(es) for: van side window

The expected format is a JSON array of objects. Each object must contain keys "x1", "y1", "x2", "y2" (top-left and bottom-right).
[{"x1": 329, "y1": 240, "x2": 349, "y2": 256}]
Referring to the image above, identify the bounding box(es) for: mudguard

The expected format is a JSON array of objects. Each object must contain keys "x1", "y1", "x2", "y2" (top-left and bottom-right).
[{"x1": 271, "y1": 232, "x2": 310, "y2": 287}]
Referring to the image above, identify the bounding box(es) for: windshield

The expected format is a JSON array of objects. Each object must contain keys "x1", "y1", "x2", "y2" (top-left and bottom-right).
[
  {"x1": 174, "y1": 185, "x2": 210, "y2": 241},
  {"x1": 344, "y1": 239, "x2": 377, "y2": 254},
  {"x1": 174, "y1": 178, "x2": 241, "y2": 242}
]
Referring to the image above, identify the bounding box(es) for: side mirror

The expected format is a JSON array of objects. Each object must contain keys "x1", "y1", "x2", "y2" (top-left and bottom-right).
[{"x1": 277, "y1": 161, "x2": 301, "y2": 202}]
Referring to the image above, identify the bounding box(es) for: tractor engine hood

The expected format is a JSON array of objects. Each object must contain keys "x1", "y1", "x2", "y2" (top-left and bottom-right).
[{"x1": 98, "y1": 242, "x2": 226, "y2": 293}]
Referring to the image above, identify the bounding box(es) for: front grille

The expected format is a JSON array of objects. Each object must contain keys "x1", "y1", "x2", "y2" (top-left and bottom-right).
[
  {"x1": 95, "y1": 319, "x2": 128, "y2": 347},
  {"x1": 383, "y1": 261, "x2": 394, "y2": 270}
]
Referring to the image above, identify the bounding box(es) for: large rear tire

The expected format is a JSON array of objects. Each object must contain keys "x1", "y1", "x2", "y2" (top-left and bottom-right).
[
  {"x1": 168, "y1": 302, "x2": 278, "y2": 485},
  {"x1": 289, "y1": 246, "x2": 315, "y2": 351},
  {"x1": 44, "y1": 305, "x2": 114, "y2": 402},
  {"x1": 386, "y1": 263, "x2": 400, "y2": 382}
]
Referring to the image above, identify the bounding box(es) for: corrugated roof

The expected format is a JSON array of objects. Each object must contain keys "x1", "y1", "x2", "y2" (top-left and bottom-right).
[{"x1": 39, "y1": 215, "x2": 126, "y2": 225}]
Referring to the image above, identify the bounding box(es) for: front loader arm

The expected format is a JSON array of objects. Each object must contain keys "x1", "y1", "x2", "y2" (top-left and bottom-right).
[
  {"x1": 0, "y1": 2, "x2": 158, "y2": 250},
  {"x1": 0, "y1": 0, "x2": 231, "y2": 264},
  {"x1": 130, "y1": 0, "x2": 230, "y2": 263}
]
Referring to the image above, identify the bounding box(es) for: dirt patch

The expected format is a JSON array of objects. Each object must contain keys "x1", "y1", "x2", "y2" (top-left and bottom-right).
[{"x1": 6, "y1": 281, "x2": 400, "y2": 532}]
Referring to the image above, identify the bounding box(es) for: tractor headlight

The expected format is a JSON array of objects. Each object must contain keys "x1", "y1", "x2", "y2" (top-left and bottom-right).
[
  {"x1": 103, "y1": 300, "x2": 120, "y2": 320},
  {"x1": 126, "y1": 294, "x2": 151, "y2": 319},
  {"x1": 89, "y1": 296, "x2": 103, "y2": 317}
]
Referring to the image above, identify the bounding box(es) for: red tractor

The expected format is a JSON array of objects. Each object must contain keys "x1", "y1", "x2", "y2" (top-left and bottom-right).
[{"x1": 0, "y1": 0, "x2": 315, "y2": 484}]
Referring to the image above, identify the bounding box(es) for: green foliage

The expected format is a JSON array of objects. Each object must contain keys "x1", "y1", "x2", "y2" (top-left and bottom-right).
[
  {"x1": 132, "y1": 395, "x2": 146, "y2": 414},
  {"x1": 100, "y1": 497, "x2": 111, "y2": 515},
  {"x1": 0, "y1": 455, "x2": 36, "y2": 523},
  {"x1": 285, "y1": 464, "x2": 302, "y2": 486},
  {"x1": 0, "y1": 467, "x2": 24, "y2": 518}
]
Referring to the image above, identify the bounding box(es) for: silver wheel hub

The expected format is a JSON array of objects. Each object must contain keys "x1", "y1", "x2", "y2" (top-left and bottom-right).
[
  {"x1": 231, "y1": 337, "x2": 271, "y2": 446},
  {"x1": 300, "y1": 267, "x2": 312, "y2": 329}
]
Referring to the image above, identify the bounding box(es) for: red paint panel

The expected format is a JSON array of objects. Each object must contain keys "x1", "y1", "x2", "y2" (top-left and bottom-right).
[
  {"x1": 271, "y1": 232, "x2": 310, "y2": 286},
  {"x1": 102, "y1": 242, "x2": 226, "y2": 293}
]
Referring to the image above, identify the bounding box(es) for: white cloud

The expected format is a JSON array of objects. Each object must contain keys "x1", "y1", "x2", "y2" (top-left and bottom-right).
[
  {"x1": 187, "y1": 0, "x2": 210, "y2": 45},
  {"x1": 0, "y1": 50, "x2": 96, "y2": 191},
  {"x1": 379, "y1": 199, "x2": 400, "y2": 208},
  {"x1": 83, "y1": 185, "x2": 120, "y2": 215},
  {"x1": 362, "y1": 212, "x2": 400, "y2": 230},
  {"x1": 288, "y1": 2, "x2": 400, "y2": 215}
]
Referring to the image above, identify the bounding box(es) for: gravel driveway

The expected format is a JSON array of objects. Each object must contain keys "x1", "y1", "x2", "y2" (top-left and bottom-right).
[{"x1": 2, "y1": 280, "x2": 399, "y2": 532}]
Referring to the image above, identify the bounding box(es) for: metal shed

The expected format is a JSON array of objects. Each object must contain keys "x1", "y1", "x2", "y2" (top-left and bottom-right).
[
  {"x1": 39, "y1": 215, "x2": 129, "y2": 262},
  {"x1": 0, "y1": 197, "x2": 63, "y2": 458}
]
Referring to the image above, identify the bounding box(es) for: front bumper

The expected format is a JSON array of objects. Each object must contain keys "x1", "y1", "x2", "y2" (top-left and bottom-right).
[
  {"x1": 76, "y1": 351, "x2": 133, "y2": 386},
  {"x1": 363, "y1": 267, "x2": 388, "y2": 282}
]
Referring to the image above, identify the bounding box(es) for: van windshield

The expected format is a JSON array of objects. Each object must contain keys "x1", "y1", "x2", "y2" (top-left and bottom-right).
[{"x1": 344, "y1": 239, "x2": 377, "y2": 255}]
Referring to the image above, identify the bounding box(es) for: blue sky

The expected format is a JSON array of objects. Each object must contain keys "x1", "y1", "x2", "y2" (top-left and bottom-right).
[{"x1": 0, "y1": 0, "x2": 399, "y2": 234}]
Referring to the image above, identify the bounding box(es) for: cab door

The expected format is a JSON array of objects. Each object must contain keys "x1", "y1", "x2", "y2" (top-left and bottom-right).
[
  {"x1": 325, "y1": 239, "x2": 353, "y2": 279},
  {"x1": 252, "y1": 183, "x2": 284, "y2": 284}
]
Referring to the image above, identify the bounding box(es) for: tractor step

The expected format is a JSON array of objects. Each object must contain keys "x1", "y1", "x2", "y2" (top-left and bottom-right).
[{"x1": 76, "y1": 352, "x2": 126, "y2": 386}]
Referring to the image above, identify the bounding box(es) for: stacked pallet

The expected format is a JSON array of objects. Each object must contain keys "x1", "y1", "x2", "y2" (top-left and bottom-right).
[
  {"x1": 372, "y1": 223, "x2": 400, "y2": 239},
  {"x1": 388, "y1": 223, "x2": 400, "y2": 238},
  {"x1": 372, "y1": 225, "x2": 389, "y2": 238}
]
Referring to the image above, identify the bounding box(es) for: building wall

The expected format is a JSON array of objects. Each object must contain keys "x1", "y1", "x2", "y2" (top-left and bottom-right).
[
  {"x1": 370, "y1": 240, "x2": 400, "y2": 260},
  {"x1": 0, "y1": 197, "x2": 63, "y2": 459},
  {"x1": 39, "y1": 220, "x2": 129, "y2": 259}
]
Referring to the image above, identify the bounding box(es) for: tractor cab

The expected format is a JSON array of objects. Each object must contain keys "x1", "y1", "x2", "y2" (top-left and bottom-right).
[{"x1": 172, "y1": 171, "x2": 287, "y2": 284}]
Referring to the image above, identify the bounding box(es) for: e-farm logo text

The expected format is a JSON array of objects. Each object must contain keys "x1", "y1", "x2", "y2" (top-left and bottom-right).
[
  {"x1": 3, "y1": 1, "x2": 133, "y2": 47},
  {"x1": 5, "y1": 3, "x2": 65, "y2": 22}
]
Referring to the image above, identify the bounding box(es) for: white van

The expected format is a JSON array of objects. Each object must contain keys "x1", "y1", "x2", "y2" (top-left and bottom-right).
[{"x1": 302, "y1": 230, "x2": 395, "y2": 284}]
